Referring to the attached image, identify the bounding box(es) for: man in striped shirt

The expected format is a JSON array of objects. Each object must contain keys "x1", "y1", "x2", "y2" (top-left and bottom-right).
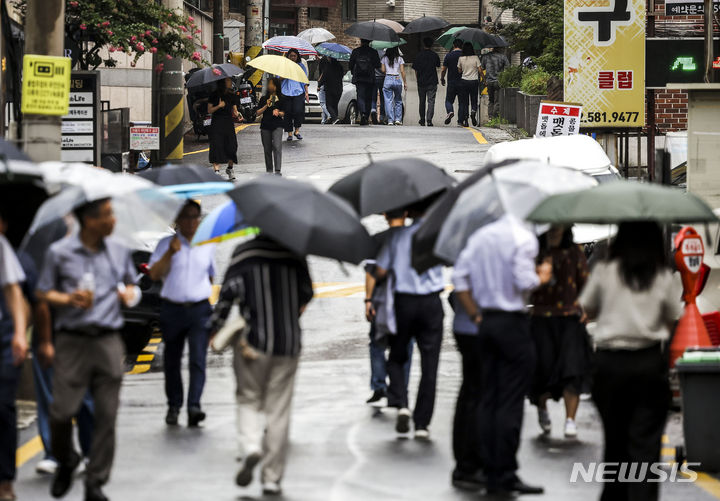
[{"x1": 210, "y1": 236, "x2": 313, "y2": 496}]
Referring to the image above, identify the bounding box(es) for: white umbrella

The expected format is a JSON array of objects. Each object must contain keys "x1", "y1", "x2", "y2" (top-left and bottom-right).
[
  {"x1": 297, "y1": 27, "x2": 335, "y2": 44},
  {"x1": 25, "y1": 163, "x2": 182, "y2": 250},
  {"x1": 262, "y1": 36, "x2": 317, "y2": 56}
]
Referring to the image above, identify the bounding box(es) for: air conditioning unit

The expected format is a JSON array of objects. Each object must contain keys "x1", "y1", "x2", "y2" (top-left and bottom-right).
[{"x1": 386, "y1": 0, "x2": 396, "y2": 7}]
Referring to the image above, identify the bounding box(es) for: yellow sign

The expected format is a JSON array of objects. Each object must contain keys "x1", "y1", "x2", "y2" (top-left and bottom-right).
[
  {"x1": 564, "y1": 0, "x2": 645, "y2": 127},
  {"x1": 21, "y1": 55, "x2": 72, "y2": 116}
]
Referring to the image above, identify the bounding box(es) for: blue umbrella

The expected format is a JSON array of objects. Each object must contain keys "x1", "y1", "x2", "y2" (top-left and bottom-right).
[
  {"x1": 159, "y1": 182, "x2": 234, "y2": 199},
  {"x1": 192, "y1": 200, "x2": 259, "y2": 245},
  {"x1": 316, "y1": 42, "x2": 352, "y2": 61}
]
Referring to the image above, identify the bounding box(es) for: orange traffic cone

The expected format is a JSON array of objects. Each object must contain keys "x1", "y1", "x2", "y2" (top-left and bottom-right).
[{"x1": 670, "y1": 302, "x2": 713, "y2": 367}]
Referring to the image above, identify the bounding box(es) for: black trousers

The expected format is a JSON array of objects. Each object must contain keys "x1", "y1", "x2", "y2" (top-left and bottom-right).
[
  {"x1": 326, "y1": 88, "x2": 341, "y2": 120},
  {"x1": 453, "y1": 332, "x2": 484, "y2": 475},
  {"x1": 458, "y1": 79, "x2": 479, "y2": 123},
  {"x1": 284, "y1": 94, "x2": 305, "y2": 132},
  {"x1": 477, "y1": 311, "x2": 535, "y2": 487},
  {"x1": 356, "y1": 82, "x2": 375, "y2": 118},
  {"x1": 487, "y1": 81, "x2": 500, "y2": 118},
  {"x1": 0, "y1": 329, "x2": 20, "y2": 482},
  {"x1": 387, "y1": 292, "x2": 444, "y2": 429},
  {"x1": 592, "y1": 344, "x2": 669, "y2": 501}
]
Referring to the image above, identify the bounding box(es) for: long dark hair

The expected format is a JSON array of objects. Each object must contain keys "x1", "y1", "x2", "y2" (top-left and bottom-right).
[
  {"x1": 385, "y1": 46, "x2": 400, "y2": 67},
  {"x1": 462, "y1": 42, "x2": 475, "y2": 57},
  {"x1": 609, "y1": 221, "x2": 667, "y2": 291},
  {"x1": 539, "y1": 227, "x2": 574, "y2": 253},
  {"x1": 285, "y1": 48, "x2": 301, "y2": 62}
]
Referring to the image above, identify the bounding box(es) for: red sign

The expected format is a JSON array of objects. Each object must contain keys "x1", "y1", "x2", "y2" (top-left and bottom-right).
[{"x1": 539, "y1": 104, "x2": 581, "y2": 117}]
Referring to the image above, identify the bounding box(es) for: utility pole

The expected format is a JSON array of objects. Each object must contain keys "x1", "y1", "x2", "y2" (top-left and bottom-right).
[
  {"x1": 21, "y1": 0, "x2": 64, "y2": 161},
  {"x1": 153, "y1": 0, "x2": 185, "y2": 163},
  {"x1": 213, "y1": 0, "x2": 224, "y2": 64},
  {"x1": 704, "y1": 0, "x2": 715, "y2": 83},
  {"x1": 245, "y1": 0, "x2": 263, "y2": 49}
]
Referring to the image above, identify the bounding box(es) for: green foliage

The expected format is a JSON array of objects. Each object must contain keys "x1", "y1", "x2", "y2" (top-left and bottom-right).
[
  {"x1": 497, "y1": 65, "x2": 524, "y2": 88},
  {"x1": 520, "y1": 68, "x2": 551, "y2": 95},
  {"x1": 12, "y1": 0, "x2": 209, "y2": 71},
  {"x1": 484, "y1": 116, "x2": 510, "y2": 127},
  {"x1": 493, "y1": 0, "x2": 563, "y2": 75}
]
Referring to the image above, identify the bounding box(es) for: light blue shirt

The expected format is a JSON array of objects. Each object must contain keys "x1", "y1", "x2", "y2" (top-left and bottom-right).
[
  {"x1": 452, "y1": 215, "x2": 540, "y2": 312},
  {"x1": 376, "y1": 222, "x2": 444, "y2": 295},
  {"x1": 149, "y1": 234, "x2": 216, "y2": 303},
  {"x1": 281, "y1": 61, "x2": 309, "y2": 97}
]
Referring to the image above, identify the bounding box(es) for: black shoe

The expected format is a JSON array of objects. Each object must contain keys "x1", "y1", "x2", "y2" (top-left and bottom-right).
[
  {"x1": 274, "y1": 171, "x2": 282, "y2": 176},
  {"x1": 444, "y1": 112, "x2": 454, "y2": 125},
  {"x1": 452, "y1": 469, "x2": 486, "y2": 491},
  {"x1": 226, "y1": 167, "x2": 236, "y2": 181},
  {"x1": 396, "y1": 408, "x2": 411, "y2": 434},
  {"x1": 471, "y1": 113, "x2": 478, "y2": 126},
  {"x1": 370, "y1": 112, "x2": 378, "y2": 124},
  {"x1": 366, "y1": 390, "x2": 386, "y2": 404},
  {"x1": 235, "y1": 452, "x2": 262, "y2": 487},
  {"x1": 51, "y1": 451, "x2": 80, "y2": 498},
  {"x1": 360, "y1": 116, "x2": 369, "y2": 126},
  {"x1": 418, "y1": 120, "x2": 425, "y2": 126},
  {"x1": 427, "y1": 121, "x2": 433, "y2": 127},
  {"x1": 188, "y1": 406, "x2": 206, "y2": 427},
  {"x1": 165, "y1": 407, "x2": 180, "y2": 426},
  {"x1": 332, "y1": 118, "x2": 341, "y2": 125},
  {"x1": 286, "y1": 135, "x2": 293, "y2": 142},
  {"x1": 462, "y1": 120, "x2": 469, "y2": 127},
  {"x1": 294, "y1": 132, "x2": 303, "y2": 140},
  {"x1": 489, "y1": 477, "x2": 544, "y2": 495},
  {"x1": 85, "y1": 484, "x2": 108, "y2": 501}
]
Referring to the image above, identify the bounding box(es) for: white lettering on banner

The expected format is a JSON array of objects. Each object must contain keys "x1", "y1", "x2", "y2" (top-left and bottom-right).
[
  {"x1": 536, "y1": 102, "x2": 583, "y2": 137},
  {"x1": 69, "y1": 92, "x2": 93, "y2": 104}
]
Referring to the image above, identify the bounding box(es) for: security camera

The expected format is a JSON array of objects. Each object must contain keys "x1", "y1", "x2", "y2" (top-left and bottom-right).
[{"x1": 386, "y1": 0, "x2": 395, "y2": 7}]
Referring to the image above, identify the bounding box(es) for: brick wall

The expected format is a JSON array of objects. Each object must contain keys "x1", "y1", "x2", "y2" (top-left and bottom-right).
[
  {"x1": 652, "y1": 89, "x2": 688, "y2": 133},
  {"x1": 358, "y1": 0, "x2": 406, "y2": 22},
  {"x1": 297, "y1": 3, "x2": 357, "y2": 47},
  {"x1": 404, "y1": 0, "x2": 442, "y2": 19},
  {"x1": 441, "y1": 0, "x2": 479, "y2": 24}
]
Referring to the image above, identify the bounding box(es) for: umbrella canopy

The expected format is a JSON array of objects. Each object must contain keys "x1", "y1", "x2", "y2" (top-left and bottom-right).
[
  {"x1": 25, "y1": 164, "x2": 182, "y2": 251},
  {"x1": 436, "y1": 26, "x2": 469, "y2": 49},
  {"x1": 528, "y1": 181, "x2": 719, "y2": 225},
  {"x1": 0, "y1": 160, "x2": 47, "y2": 248},
  {"x1": 297, "y1": 27, "x2": 335, "y2": 44},
  {"x1": 316, "y1": 42, "x2": 352, "y2": 61},
  {"x1": 185, "y1": 63, "x2": 243, "y2": 89},
  {"x1": 452, "y1": 27, "x2": 496, "y2": 48},
  {"x1": 262, "y1": 36, "x2": 317, "y2": 56},
  {"x1": 191, "y1": 200, "x2": 259, "y2": 246},
  {"x1": 228, "y1": 176, "x2": 375, "y2": 264},
  {"x1": 138, "y1": 163, "x2": 227, "y2": 186},
  {"x1": 328, "y1": 157, "x2": 456, "y2": 218},
  {"x1": 247, "y1": 55, "x2": 310, "y2": 84},
  {"x1": 0, "y1": 137, "x2": 31, "y2": 161},
  {"x1": 370, "y1": 38, "x2": 407, "y2": 50},
  {"x1": 401, "y1": 15, "x2": 449, "y2": 34},
  {"x1": 487, "y1": 34, "x2": 509, "y2": 48},
  {"x1": 345, "y1": 21, "x2": 400, "y2": 43},
  {"x1": 375, "y1": 19, "x2": 405, "y2": 33},
  {"x1": 433, "y1": 161, "x2": 598, "y2": 265}
]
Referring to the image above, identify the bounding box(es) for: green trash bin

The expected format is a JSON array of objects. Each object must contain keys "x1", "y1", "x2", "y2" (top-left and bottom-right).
[{"x1": 677, "y1": 349, "x2": 720, "y2": 472}]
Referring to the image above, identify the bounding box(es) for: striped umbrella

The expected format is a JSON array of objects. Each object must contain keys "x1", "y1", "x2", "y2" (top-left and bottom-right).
[
  {"x1": 316, "y1": 42, "x2": 352, "y2": 61},
  {"x1": 262, "y1": 36, "x2": 318, "y2": 56},
  {"x1": 192, "y1": 200, "x2": 259, "y2": 246}
]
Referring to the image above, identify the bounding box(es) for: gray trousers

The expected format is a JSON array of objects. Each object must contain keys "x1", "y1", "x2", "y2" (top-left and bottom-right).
[
  {"x1": 234, "y1": 348, "x2": 299, "y2": 484},
  {"x1": 50, "y1": 332, "x2": 124, "y2": 487},
  {"x1": 417, "y1": 85, "x2": 437, "y2": 123},
  {"x1": 261, "y1": 127, "x2": 284, "y2": 173}
]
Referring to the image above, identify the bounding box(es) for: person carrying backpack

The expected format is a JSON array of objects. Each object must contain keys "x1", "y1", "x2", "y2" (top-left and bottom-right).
[{"x1": 349, "y1": 39, "x2": 381, "y2": 126}]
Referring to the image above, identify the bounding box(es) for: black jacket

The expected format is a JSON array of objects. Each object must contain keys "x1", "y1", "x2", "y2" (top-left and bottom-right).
[{"x1": 349, "y1": 45, "x2": 381, "y2": 85}]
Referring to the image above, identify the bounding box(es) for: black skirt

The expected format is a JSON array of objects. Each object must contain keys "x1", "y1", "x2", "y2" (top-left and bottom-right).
[
  {"x1": 208, "y1": 115, "x2": 238, "y2": 164},
  {"x1": 529, "y1": 315, "x2": 592, "y2": 404}
]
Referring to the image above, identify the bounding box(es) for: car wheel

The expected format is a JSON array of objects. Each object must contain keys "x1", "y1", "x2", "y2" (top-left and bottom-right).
[
  {"x1": 121, "y1": 322, "x2": 155, "y2": 356},
  {"x1": 346, "y1": 102, "x2": 358, "y2": 125}
]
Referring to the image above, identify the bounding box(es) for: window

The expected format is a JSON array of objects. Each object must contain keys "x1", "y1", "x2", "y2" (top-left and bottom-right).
[
  {"x1": 308, "y1": 7, "x2": 328, "y2": 21},
  {"x1": 342, "y1": 0, "x2": 357, "y2": 21},
  {"x1": 229, "y1": 0, "x2": 242, "y2": 13}
]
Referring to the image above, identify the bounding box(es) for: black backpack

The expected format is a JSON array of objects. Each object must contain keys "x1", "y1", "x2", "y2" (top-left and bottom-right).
[{"x1": 354, "y1": 53, "x2": 374, "y2": 78}]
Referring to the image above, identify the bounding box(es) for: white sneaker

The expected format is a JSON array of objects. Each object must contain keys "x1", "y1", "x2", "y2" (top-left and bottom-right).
[
  {"x1": 262, "y1": 481, "x2": 282, "y2": 495},
  {"x1": 75, "y1": 457, "x2": 89, "y2": 476},
  {"x1": 372, "y1": 397, "x2": 388, "y2": 409},
  {"x1": 36, "y1": 458, "x2": 58, "y2": 475},
  {"x1": 538, "y1": 409, "x2": 551, "y2": 435},
  {"x1": 396, "y1": 408, "x2": 411, "y2": 434},
  {"x1": 414, "y1": 428, "x2": 431, "y2": 441},
  {"x1": 564, "y1": 418, "x2": 578, "y2": 438},
  {"x1": 394, "y1": 121, "x2": 402, "y2": 126}
]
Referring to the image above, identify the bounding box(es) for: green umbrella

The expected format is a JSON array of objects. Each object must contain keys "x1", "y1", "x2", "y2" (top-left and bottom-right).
[
  {"x1": 370, "y1": 38, "x2": 407, "y2": 49},
  {"x1": 435, "y1": 26, "x2": 480, "y2": 51},
  {"x1": 527, "y1": 181, "x2": 718, "y2": 225}
]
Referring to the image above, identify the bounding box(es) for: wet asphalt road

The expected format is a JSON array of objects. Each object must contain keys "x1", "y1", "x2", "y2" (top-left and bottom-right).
[{"x1": 15, "y1": 124, "x2": 720, "y2": 500}]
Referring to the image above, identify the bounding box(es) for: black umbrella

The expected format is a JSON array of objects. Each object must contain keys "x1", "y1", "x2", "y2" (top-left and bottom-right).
[
  {"x1": 401, "y1": 15, "x2": 450, "y2": 34},
  {"x1": 138, "y1": 164, "x2": 226, "y2": 185},
  {"x1": 185, "y1": 63, "x2": 243, "y2": 89},
  {"x1": 0, "y1": 160, "x2": 48, "y2": 248},
  {"x1": 227, "y1": 176, "x2": 375, "y2": 264},
  {"x1": 487, "y1": 34, "x2": 509, "y2": 48},
  {"x1": 328, "y1": 158, "x2": 456, "y2": 218},
  {"x1": 452, "y1": 27, "x2": 496, "y2": 47},
  {"x1": 411, "y1": 160, "x2": 516, "y2": 273},
  {"x1": 345, "y1": 21, "x2": 400, "y2": 43},
  {"x1": 0, "y1": 137, "x2": 31, "y2": 161}
]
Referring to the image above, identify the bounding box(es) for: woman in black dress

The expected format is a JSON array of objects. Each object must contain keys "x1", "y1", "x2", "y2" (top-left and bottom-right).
[{"x1": 207, "y1": 78, "x2": 239, "y2": 180}]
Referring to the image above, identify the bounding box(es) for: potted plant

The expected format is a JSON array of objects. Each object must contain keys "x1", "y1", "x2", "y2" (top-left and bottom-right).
[
  {"x1": 518, "y1": 69, "x2": 551, "y2": 133},
  {"x1": 497, "y1": 65, "x2": 523, "y2": 124}
]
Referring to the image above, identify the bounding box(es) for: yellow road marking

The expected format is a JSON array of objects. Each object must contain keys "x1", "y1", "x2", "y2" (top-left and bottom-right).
[
  {"x1": 149, "y1": 337, "x2": 162, "y2": 344},
  {"x1": 466, "y1": 127, "x2": 488, "y2": 144},
  {"x1": 661, "y1": 447, "x2": 675, "y2": 457},
  {"x1": 663, "y1": 435, "x2": 670, "y2": 444},
  {"x1": 16, "y1": 435, "x2": 43, "y2": 468},
  {"x1": 126, "y1": 363, "x2": 151, "y2": 375},
  {"x1": 136, "y1": 354, "x2": 154, "y2": 362},
  {"x1": 183, "y1": 123, "x2": 258, "y2": 156},
  {"x1": 143, "y1": 345, "x2": 159, "y2": 353}
]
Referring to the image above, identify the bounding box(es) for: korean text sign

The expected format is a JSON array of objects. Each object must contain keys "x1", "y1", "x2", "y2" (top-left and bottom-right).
[
  {"x1": 536, "y1": 102, "x2": 583, "y2": 137},
  {"x1": 564, "y1": 0, "x2": 645, "y2": 127},
  {"x1": 21, "y1": 55, "x2": 72, "y2": 116}
]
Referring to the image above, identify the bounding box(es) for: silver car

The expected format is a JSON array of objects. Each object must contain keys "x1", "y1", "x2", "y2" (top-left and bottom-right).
[{"x1": 305, "y1": 71, "x2": 358, "y2": 124}]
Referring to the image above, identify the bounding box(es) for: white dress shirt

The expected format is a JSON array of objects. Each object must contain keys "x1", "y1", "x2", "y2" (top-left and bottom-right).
[{"x1": 149, "y1": 234, "x2": 216, "y2": 303}]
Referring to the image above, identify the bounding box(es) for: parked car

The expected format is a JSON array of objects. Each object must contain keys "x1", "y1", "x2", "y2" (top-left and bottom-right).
[{"x1": 305, "y1": 72, "x2": 359, "y2": 124}]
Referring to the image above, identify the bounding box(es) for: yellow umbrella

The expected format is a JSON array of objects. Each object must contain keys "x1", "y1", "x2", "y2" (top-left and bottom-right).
[{"x1": 247, "y1": 54, "x2": 309, "y2": 84}]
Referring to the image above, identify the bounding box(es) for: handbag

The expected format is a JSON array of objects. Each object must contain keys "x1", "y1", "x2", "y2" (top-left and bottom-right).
[
  {"x1": 371, "y1": 231, "x2": 398, "y2": 338},
  {"x1": 210, "y1": 302, "x2": 249, "y2": 354}
]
